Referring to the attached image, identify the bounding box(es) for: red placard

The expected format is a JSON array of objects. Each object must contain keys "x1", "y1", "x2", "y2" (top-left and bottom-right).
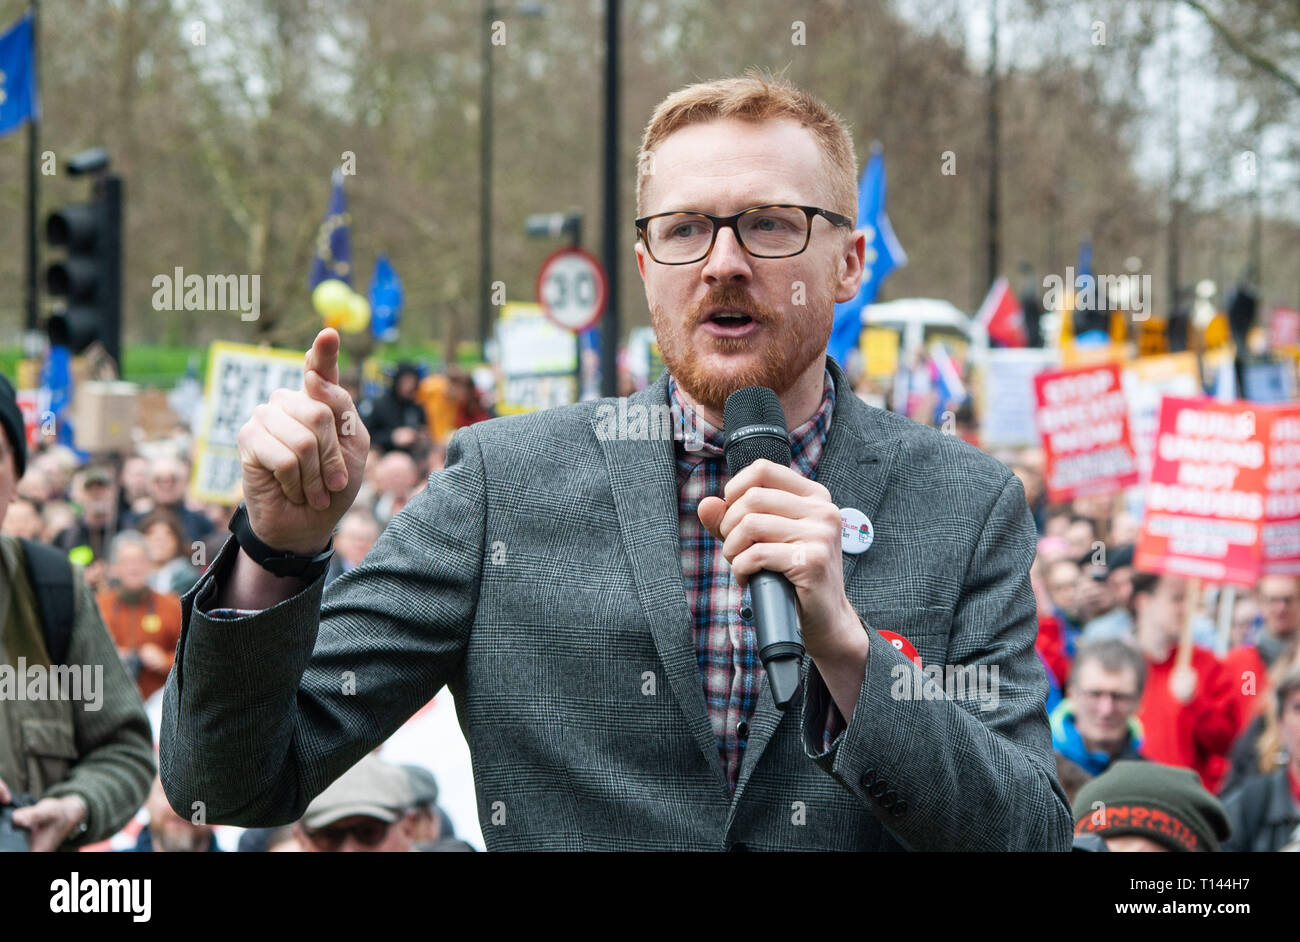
[
  {"x1": 1136, "y1": 397, "x2": 1300, "y2": 586},
  {"x1": 1034, "y1": 363, "x2": 1139, "y2": 502}
]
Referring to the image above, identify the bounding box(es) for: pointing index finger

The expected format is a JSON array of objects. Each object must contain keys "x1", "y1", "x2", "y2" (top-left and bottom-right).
[{"x1": 305, "y1": 328, "x2": 341, "y2": 386}]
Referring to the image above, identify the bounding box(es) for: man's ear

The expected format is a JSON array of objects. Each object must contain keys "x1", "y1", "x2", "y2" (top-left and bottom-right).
[
  {"x1": 635, "y1": 239, "x2": 648, "y2": 283},
  {"x1": 834, "y1": 229, "x2": 867, "y2": 304}
]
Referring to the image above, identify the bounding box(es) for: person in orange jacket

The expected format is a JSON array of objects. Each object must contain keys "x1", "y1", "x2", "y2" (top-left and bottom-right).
[
  {"x1": 97, "y1": 531, "x2": 182, "y2": 702},
  {"x1": 1130, "y1": 572, "x2": 1239, "y2": 793}
]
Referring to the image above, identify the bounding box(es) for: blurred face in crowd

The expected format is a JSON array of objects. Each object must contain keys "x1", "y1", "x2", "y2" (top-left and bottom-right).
[
  {"x1": 296, "y1": 814, "x2": 413, "y2": 853},
  {"x1": 1107, "y1": 565, "x2": 1134, "y2": 612},
  {"x1": 150, "y1": 458, "x2": 189, "y2": 506},
  {"x1": 1069, "y1": 659, "x2": 1140, "y2": 755},
  {"x1": 1110, "y1": 512, "x2": 1139, "y2": 546},
  {"x1": 122, "y1": 456, "x2": 152, "y2": 501},
  {"x1": 112, "y1": 541, "x2": 154, "y2": 593},
  {"x1": 79, "y1": 477, "x2": 117, "y2": 522},
  {"x1": 1133, "y1": 575, "x2": 1189, "y2": 662},
  {"x1": 1064, "y1": 519, "x2": 1095, "y2": 560},
  {"x1": 1256, "y1": 575, "x2": 1299, "y2": 640},
  {"x1": 1230, "y1": 596, "x2": 1261, "y2": 648},
  {"x1": 2, "y1": 497, "x2": 41, "y2": 539},
  {"x1": 376, "y1": 451, "x2": 419, "y2": 498},
  {"x1": 395, "y1": 373, "x2": 418, "y2": 400},
  {"x1": 34, "y1": 453, "x2": 71, "y2": 497},
  {"x1": 336, "y1": 514, "x2": 380, "y2": 567},
  {"x1": 145, "y1": 777, "x2": 215, "y2": 852},
  {"x1": 144, "y1": 520, "x2": 182, "y2": 565},
  {"x1": 41, "y1": 501, "x2": 76, "y2": 543},
  {"x1": 1075, "y1": 563, "x2": 1115, "y2": 621},
  {"x1": 1047, "y1": 560, "x2": 1081, "y2": 620},
  {"x1": 635, "y1": 116, "x2": 863, "y2": 419},
  {"x1": 1281, "y1": 688, "x2": 1300, "y2": 774}
]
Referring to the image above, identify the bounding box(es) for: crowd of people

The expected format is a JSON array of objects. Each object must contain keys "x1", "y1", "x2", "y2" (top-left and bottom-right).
[
  {"x1": 845, "y1": 347, "x2": 1300, "y2": 853},
  {"x1": 2, "y1": 342, "x2": 1299, "y2": 853},
  {"x1": 0, "y1": 362, "x2": 491, "y2": 852}
]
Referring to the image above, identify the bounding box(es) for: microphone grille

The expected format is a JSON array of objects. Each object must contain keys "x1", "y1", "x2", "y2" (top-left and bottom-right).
[{"x1": 723, "y1": 386, "x2": 791, "y2": 475}]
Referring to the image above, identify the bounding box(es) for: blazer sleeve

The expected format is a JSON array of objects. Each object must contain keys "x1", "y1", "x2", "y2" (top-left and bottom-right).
[
  {"x1": 798, "y1": 474, "x2": 1075, "y2": 851},
  {"x1": 159, "y1": 425, "x2": 487, "y2": 827}
]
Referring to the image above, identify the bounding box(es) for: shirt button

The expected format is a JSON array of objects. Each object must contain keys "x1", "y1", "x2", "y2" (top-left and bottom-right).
[
  {"x1": 737, "y1": 721, "x2": 749, "y2": 739},
  {"x1": 738, "y1": 605, "x2": 753, "y2": 621}
]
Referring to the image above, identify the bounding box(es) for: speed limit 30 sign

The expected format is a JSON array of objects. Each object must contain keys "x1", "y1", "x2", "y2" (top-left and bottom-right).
[{"x1": 536, "y1": 247, "x2": 607, "y2": 333}]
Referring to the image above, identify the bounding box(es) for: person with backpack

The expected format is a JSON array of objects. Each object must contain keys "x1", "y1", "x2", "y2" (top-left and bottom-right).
[{"x1": 0, "y1": 374, "x2": 154, "y2": 852}]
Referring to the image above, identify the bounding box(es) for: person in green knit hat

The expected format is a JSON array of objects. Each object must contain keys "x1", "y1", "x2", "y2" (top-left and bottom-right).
[{"x1": 1072, "y1": 760, "x2": 1231, "y2": 852}]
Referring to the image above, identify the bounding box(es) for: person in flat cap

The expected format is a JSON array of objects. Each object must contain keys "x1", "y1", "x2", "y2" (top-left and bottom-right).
[
  {"x1": 1072, "y1": 760, "x2": 1230, "y2": 852},
  {"x1": 294, "y1": 754, "x2": 416, "y2": 852}
]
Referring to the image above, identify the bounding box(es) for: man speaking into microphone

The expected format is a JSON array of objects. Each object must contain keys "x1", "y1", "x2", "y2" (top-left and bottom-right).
[{"x1": 161, "y1": 72, "x2": 1072, "y2": 851}]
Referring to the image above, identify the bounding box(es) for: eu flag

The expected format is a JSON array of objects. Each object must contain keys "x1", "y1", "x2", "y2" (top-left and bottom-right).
[
  {"x1": 827, "y1": 143, "x2": 907, "y2": 366},
  {"x1": 308, "y1": 168, "x2": 353, "y2": 290},
  {"x1": 0, "y1": 13, "x2": 39, "y2": 137}
]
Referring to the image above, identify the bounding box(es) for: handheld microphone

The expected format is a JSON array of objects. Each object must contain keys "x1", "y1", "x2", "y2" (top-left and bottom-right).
[{"x1": 723, "y1": 386, "x2": 804, "y2": 710}]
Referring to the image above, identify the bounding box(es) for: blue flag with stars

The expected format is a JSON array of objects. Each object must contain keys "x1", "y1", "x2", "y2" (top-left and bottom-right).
[
  {"x1": 827, "y1": 144, "x2": 907, "y2": 366},
  {"x1": 0, "y1": 13, "x2": 39, "y2": 137},
  {"x1": 308, "y1": 168, "x2": 353, "y2": 290}
]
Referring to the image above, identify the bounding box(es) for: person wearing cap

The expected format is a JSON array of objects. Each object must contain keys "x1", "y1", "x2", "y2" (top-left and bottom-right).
[
  {"x1": 402, "y1": 764, "x2": 474, "y2": 852},
  {"x1": 294, "y1": 755, "x2": 417, "y2": 852},
  {"x1": 1073, "y1": 760, "x2": 1231, "y2": 852},
  {"x1": 53, "y1": 464, "x2": 123, "y2": 584},
  {"x1": 0, "y1": 373, "x2": 155, "y2": 851},
  {"x1": 1221, "y1": 665, "x2": 1300, "y2": 851}
]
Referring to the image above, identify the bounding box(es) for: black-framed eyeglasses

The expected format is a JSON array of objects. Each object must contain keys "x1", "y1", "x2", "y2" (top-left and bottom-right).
[{"x1": 635, "y1": 203, "x2": 854, "y2": 265}]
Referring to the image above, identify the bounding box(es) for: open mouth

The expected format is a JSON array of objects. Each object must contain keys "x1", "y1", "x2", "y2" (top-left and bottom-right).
[{"x1": 702, "y1": 311, "x2": 759, "y2": 335}]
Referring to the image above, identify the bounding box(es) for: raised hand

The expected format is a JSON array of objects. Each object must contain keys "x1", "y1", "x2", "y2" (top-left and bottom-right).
[{"x1": 236, "y1": 328, "x2": 371, "y2": 555}]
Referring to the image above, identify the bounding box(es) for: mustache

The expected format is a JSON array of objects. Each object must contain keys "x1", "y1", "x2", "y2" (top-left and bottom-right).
[{"x1": 690, "y1": 289, "x2": 772, "y2": 324}]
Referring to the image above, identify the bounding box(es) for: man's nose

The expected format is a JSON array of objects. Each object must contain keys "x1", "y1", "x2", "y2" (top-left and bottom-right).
[{"x1": 700, "y1": 226, "x2": 752, "y2": 285}]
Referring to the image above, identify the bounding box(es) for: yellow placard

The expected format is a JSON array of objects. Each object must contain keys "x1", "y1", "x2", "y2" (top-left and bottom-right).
[{"x1": 860, "y1": 327, "x2": 900, "y2": 379}]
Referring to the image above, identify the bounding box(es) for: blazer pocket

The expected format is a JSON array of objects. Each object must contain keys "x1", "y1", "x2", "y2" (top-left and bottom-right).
[
  {"x1": 21, "y1": 717, "x2": 78, "y2": 798},
  {"x1": 860, "y1": 605, "x2": 952, "y2": 665}
]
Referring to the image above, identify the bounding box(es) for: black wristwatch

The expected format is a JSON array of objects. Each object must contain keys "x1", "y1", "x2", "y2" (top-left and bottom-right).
[{"x1": 228, "y1": 502, "x2": 334, "y2": 581}]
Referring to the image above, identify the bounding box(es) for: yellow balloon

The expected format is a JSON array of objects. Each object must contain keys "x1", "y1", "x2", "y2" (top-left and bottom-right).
[
  {"x1": 312, "y1": 279, "x2": 353, "y2": 326},
  {"x1": 342, "y1": 291, "x2": 371, "y2": 334}
]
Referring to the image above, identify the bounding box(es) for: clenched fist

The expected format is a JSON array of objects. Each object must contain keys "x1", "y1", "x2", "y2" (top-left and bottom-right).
[{"x1": 236, "y1": 328, "x2": 370, "y2": 555}]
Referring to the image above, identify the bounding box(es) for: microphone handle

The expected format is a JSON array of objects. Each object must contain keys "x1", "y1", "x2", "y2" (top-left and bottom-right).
[{"x1": 749, "y1": 569, "x2": 804, "y2": 710}]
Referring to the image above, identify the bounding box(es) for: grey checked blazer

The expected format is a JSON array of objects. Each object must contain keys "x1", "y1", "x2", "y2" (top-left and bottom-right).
[{"x1": 161, "y1": 357, "x2": 1073, "y2": 851}]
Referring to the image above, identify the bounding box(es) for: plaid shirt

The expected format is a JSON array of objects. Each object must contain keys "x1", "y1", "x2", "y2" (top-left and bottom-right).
[{"x1": 670, "y1": 370, "x2": 845, "y2": 791}]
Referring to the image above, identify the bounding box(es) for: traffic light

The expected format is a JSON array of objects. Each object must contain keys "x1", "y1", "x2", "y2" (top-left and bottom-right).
[{"x1": 45, "y1": 172, "x2": 123, "y2": 370}]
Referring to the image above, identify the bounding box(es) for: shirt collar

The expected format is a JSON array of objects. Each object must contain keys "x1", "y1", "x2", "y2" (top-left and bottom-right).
[{"x1": 668, "y1": 369, "x2": 836, "y2": 476}]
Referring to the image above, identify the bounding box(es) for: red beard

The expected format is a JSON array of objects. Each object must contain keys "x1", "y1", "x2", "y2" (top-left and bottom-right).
[{"x1": 650, "y1": 282, "x2": 832, "y2": 413}]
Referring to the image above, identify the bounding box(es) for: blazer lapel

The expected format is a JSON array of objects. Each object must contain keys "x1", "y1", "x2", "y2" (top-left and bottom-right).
[
  {"x1": 730, "y1": 358, "x2": 903, "y2": 808},
  {"x1": 595, "y1": 374, "x2": 729, "y2": 793}
]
